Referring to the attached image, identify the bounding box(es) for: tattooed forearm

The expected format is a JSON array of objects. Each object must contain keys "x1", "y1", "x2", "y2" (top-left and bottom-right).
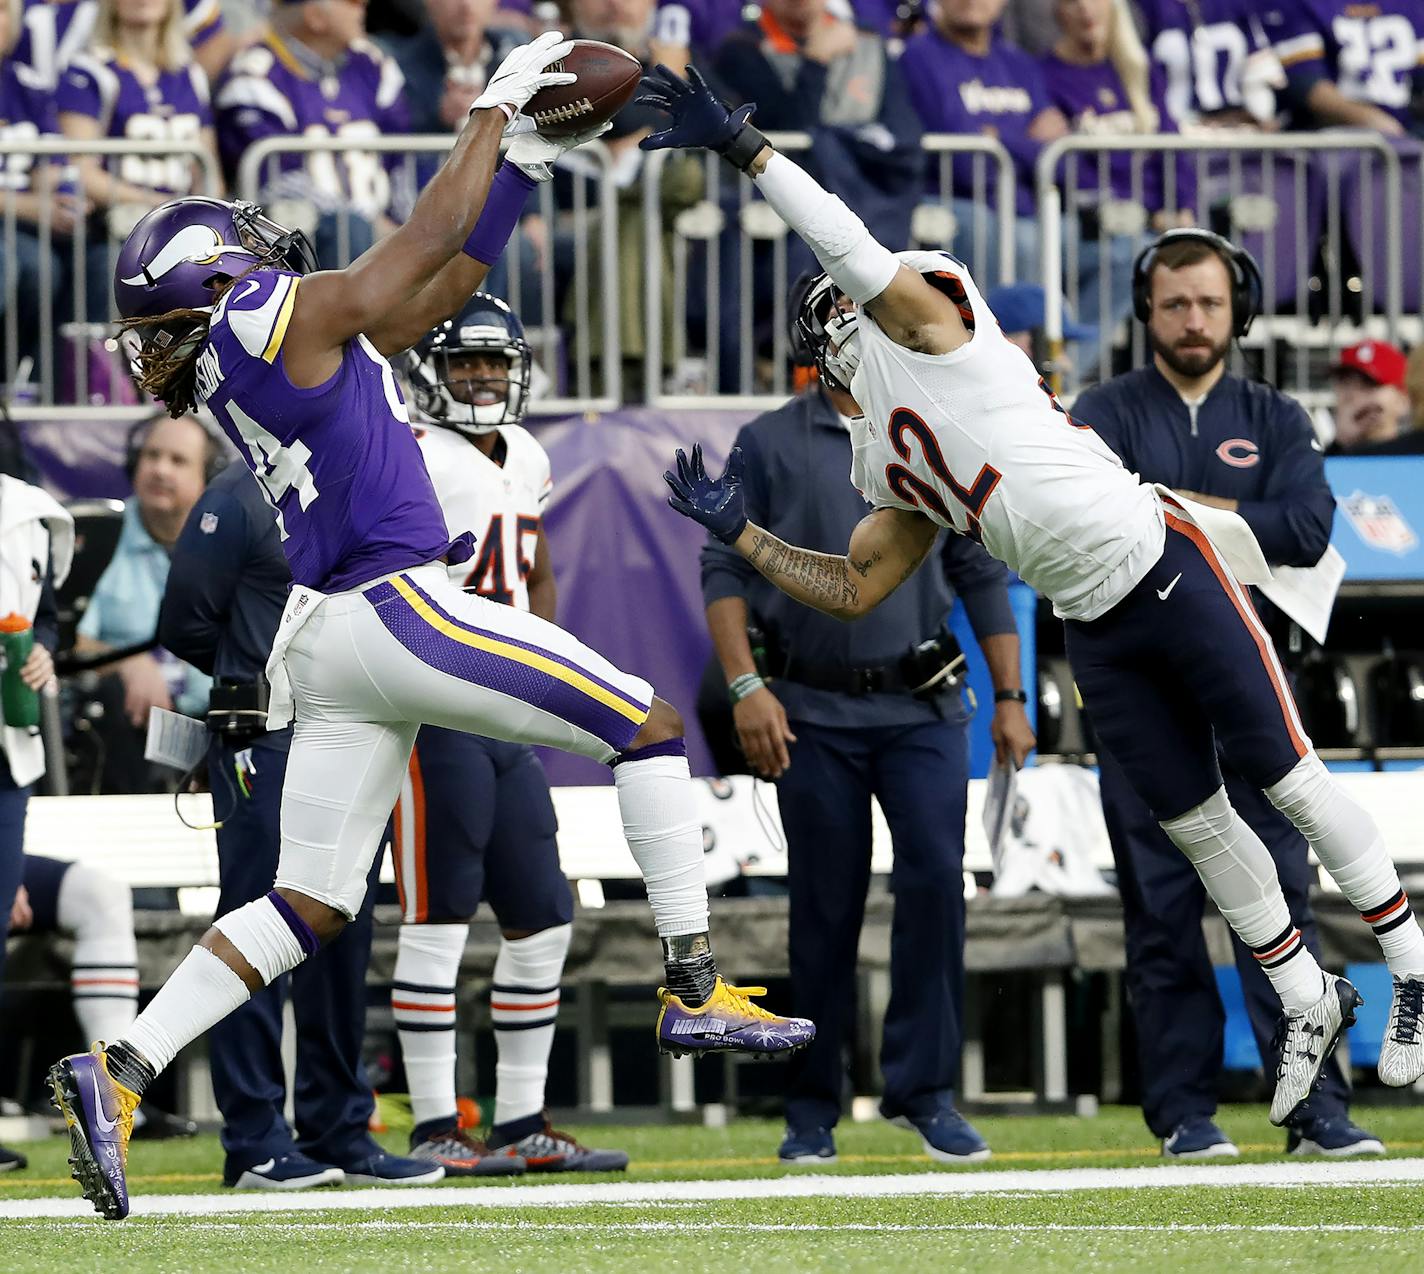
[
  {"x1": 746, "y1": 531, "x2": 861, "y2": 618},
  {"x1": 850, "y1": 550, "x2": 882, "y2": 578}
]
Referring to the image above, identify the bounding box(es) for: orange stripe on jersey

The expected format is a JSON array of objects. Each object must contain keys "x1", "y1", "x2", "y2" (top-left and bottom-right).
[
  {"x1": 391, "y1": 1000, "x2": 454, "y2": 1013},
  {"x1": 1254, "y1": 929, "x2": 1300, "y2": 962},
  {"x1": 491, "y1": 998, "x2": 561, "y2": 1012},
  {"x1": 1165, "y1": 512, "x2": 1309, "y2": 760},
  {"x1": 71, "y1": 977, "x2": 139, "y2": 988}
]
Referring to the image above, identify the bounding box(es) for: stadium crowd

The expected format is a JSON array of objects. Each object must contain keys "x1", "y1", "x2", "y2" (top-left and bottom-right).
[{"x1": 3, "y1": 0, "x2": 1424, "y2": 402}]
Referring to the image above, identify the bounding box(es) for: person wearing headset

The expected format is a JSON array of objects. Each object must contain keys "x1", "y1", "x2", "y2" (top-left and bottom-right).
[
  {"x1": 698, "y1": 275, "x2": 1034, "y2": 1168},
  {"x1": 1071, "y1": 228, "x2": 1380, "y2": 1160},
  {"x1": 71, "y1": 413, "x2": 220, "y2": 792}
]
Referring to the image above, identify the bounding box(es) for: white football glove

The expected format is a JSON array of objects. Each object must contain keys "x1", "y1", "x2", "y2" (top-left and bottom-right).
[
  {"x1": 505, "y1": 120, "x2": 613, "y2": 183},
  {"x1": 471, "y1": 30, "x2": 577, "y2": 118}
]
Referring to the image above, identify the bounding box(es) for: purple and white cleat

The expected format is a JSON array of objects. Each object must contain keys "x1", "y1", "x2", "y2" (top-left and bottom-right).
[
  {"x1": 656, "y1": 978, "x2": 816, "y2": 1059},
  {"x1": 48, "y1": 1050, "x2": 139, "y2": 1220}
]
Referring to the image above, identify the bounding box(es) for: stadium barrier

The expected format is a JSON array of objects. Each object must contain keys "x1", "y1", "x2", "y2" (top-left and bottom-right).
[
  {"x1": 639, "y1": 132, "x2": 1017, "y2": 408},
  {"x1": 0, "y1": 137, "x2": 222, "y2": 414},
  {"x1": 237, "y1": 134, "x2": 625, "y2": 414},
  {"x1": 1035, "y1": 131, "x2": 1404, "y2": 399}
]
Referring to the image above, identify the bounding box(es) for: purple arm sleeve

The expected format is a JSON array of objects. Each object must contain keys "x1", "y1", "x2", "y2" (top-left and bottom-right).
[{"x1": 461, "y1": 161, "x2": 539, "y2": 264}]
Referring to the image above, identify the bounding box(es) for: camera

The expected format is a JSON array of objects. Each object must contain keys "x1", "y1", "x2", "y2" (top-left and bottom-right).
[
  {"x1": 899, "y1": 624, "x2": 968, "y2": 701},
  {"x1": 207, "y1": 677, "x2": 269, "y2": 741}
]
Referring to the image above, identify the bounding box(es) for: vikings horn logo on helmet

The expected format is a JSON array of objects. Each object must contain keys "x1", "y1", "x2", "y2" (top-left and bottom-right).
[{"x1": 119, "y1": 224, "x2": 240, "y2": 288}]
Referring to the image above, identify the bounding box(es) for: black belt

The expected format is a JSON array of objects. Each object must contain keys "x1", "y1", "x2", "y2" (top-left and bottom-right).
[{"x1": 776, "y1": 657, "x2": 917, "y2": 697}]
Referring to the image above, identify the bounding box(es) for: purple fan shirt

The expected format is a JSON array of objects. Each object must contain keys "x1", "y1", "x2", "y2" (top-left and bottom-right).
[
  {"x1": 1138, "y1": 0, "x2": 1267, "y2": 122},
  {"x1": 900, "y1": 28, "x2": 1054, "y2": 215},
  {"x1": 653, "y1": 0, "x2": 752, "y2": 56},
  {"x1": 1263, "y1": 0, "x2": 1424, "y2": 128},
  {"x1": 57, "y1": 52, "x2": 211, "y2": 196},
  {"x1": 0, "y1": 56, "x2": 61, "y2": 194},
  {"x1": 214, "y1": 30, "x2": 411, "y2": 221},
  {"x1": 1039, "y1": 56, "x2": 1197, "y2": 213},
  {"x1": 196, "y1": 269, "x2": 467, "y2": 593},
  {"x1": 13, "y1": 0, "x2": 223, "y2": 89}
]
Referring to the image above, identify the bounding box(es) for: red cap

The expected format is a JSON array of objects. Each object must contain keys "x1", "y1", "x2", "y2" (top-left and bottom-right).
[{"x1": 1333, "y1": 340, "x2": 1407, "y2": 389}]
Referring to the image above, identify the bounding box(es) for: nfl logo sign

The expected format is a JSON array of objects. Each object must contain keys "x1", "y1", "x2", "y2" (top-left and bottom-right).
[
  {"x1": 1339, "y1": 491, "x2": 1418, "y2": 555},
  {"x1": 199, "y1": 512, "x2": 219, "y2": 535}
]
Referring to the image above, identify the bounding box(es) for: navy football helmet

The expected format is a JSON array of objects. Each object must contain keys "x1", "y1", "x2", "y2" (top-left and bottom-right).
[
  {"x1": 795, "y1": 272, "x2": 860, "y2": 393},
  {"x1": 410, "y1": 293, "x2": 531, "y2": 435}
]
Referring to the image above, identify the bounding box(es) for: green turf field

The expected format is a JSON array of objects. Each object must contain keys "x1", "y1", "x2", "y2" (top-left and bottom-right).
[{"x1": 3, "y1": 1104, "x2": 1422, "y2": 1272}]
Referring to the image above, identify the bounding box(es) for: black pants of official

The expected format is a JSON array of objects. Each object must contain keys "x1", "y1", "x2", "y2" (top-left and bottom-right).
[
  {"x1": 206, "y1": 735, "x2": 381, "y2": 1172},
  {"x1": 1099, "y1": 748, "x2": 1350, "y2": 1137},
  {"x1": 0, "y1": 753, "x2": 27, "y2": 983},
  {"x1": 776, "y1": 716, "x2": 969, "y2": 1133}
]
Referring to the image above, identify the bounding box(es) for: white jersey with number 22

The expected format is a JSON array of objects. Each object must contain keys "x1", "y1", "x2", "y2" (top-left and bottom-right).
[{"x1": 848, "y1": 250, "x2": 1165, "y2": 622}]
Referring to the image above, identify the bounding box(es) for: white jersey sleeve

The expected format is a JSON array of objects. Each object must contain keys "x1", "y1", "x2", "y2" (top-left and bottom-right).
[
  {"x1": 414, "y1": 422, "x2": 551, "y2": 612},
  {"x1": 849, "y1": 250, "x2": 1165, "y2": 621}
]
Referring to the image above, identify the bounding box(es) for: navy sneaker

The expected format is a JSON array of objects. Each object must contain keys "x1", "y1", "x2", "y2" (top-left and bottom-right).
[
  {"x1": 777, "y1": 1126, "x2": 837, "y2": 1166},
  {"x1": 329, "y1": 1149, "x2": 446, "y2": 1186},
  {"x1": 1161, "y1": 1117, "x2": 1239, "y2": 1159},
  {"x1": 223, "y1": 1152, "x2": 345, "y2": 1191},
  {"x1": 1287, "y1": 1115, "x2": 1386, "y2": 1158},
  {"x1": 882, "y1": 1106, "x2": 990, "y2": 1164},
  {"x1": 0, "y1": 1144, "x2": 26, "y2": 1172}
]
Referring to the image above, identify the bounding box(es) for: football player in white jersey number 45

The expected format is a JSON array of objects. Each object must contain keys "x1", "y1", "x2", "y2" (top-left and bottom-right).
[{"x1": 638, "y1": 64, "x2": 1424, "y2": 1127}]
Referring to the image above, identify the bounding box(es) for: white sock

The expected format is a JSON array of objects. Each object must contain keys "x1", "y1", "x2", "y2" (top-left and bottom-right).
[
  {"x1": 121, "y1": 946, "x2": 250, "y2": 1075},
  {"x1": 492, "y1": 924, "x2": 571, "y2": 1130},
  {"x1": 393, "y1": 923, "x2": 468, "y2": 1129},
  {"x1": 1266, "y1": 753, "x2": 1424, "y2": 975},
  {"x1": 1161, "y1": 788, "x2": 1326, "y2": 1012},
  {"x1": 613, "y1": 753, "x2": 709, "y2": 937},
  {"x1": 58, "y1": 863, "x2": 139, "y2": 1046}
]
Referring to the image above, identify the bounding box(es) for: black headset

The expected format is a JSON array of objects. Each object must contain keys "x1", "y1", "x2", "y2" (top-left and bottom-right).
[
  {"x1": 125, "y1": 412, "x2": 229, "y2": 484},
  {"x1": 1130, "y1": 227, "x2": 1263, "y2": 339}
]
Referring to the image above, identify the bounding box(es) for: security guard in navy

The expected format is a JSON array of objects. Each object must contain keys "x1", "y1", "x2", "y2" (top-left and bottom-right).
[
  {"x1": 1072, "y1": 229, "x2": 1382, "y2": 1159},
  {"x1": 160, "y1": 464, "x2": 439, "y2": 1189},
  {"x1": 700, "y1": 280, "x2": 1036, "y2": 1167}
]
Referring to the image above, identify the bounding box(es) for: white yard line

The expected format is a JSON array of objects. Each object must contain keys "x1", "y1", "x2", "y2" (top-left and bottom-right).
[{"x1": 3, "y1": 1158, "x2": 1424, "y2": 1220}]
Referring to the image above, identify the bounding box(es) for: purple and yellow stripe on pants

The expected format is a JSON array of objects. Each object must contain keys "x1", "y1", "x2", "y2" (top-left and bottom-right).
[{"x1": 366, "y1": 573, "x2": 652, "y2": 754}]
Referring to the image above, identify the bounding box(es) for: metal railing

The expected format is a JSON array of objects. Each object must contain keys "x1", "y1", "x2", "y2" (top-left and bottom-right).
[
  {"x1": 237, "y1": 134, "x2": 623, "y2": 413},
  {"x1": 641, "y1": 133, "x2": 1016, "y2": 408},
  {"x1": 1, "y1": 137, "x2": 221, "y2": 415},
  {"x1": 1035, "y1": 131, "x2": 1403, "y2": 398}
]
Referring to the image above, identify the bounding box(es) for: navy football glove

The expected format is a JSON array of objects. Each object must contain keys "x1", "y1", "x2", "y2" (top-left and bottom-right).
[
  {"x1": 664, "y1": 444, "x2": 748, "y2": 544},
  {"x1": 636, "y1": 65, "x2": 768, "y2": 171}
]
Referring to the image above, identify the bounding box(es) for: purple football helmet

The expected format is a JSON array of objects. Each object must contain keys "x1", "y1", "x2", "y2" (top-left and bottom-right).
[{"x1": 114, "y1": 196, "x2": 318, "y2": 403}]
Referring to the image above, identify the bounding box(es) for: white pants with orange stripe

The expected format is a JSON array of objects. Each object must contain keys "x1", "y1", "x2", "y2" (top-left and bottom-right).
[{"x1": 271, "y1": 563, "x2": 652, "y2": 917}]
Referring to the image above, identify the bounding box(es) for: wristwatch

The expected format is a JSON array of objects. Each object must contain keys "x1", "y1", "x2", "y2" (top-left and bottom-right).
[{"x1": 994, "y1": 688, "x2": 1028, "y2": 704}]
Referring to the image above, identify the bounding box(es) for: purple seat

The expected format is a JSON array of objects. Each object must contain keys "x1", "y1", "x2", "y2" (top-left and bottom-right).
[
  {"x1": 1342, "y1": 138, "x2": 1424, "y2": 314},
  {"x1": 1197, "y1": 150, "x2": 1325, "y2": 312}
]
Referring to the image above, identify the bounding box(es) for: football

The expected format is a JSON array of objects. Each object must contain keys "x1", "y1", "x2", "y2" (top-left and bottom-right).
[{"x1": 526, "y1": 39, "x2": 642, "y2": 138}]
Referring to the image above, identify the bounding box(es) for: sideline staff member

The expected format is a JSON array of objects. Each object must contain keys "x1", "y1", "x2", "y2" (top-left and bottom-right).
[
  {"x1": 701, "y1": 282, "x2": 1034, "y2": 1166},
  {"x1": 1073, "y1": 229, "x2": 1381, "y2": 1160}
]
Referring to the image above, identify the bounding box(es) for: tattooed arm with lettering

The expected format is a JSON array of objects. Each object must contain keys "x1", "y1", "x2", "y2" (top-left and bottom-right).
[
  {"x1": 734, "y1": 508, "x2": 939, "y2": 621},
  {"x1": 665, "y1": 443, "x2": 936, "y2": 620}
]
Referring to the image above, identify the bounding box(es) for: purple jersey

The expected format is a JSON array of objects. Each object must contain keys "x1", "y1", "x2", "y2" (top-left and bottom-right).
[
  {"x1": 196, "y1": 269, "x2": 466, "y2": 593},
  {"x1": 214, "y1": 30, "x2": 411, "y2": 221},
  {"x1": 653, "y1": 0, "x2": 750, "y2": 56},
  {"x1": 13, "y1": 0, "x2": 222, "y2": 90},
  {"x1": 1139, "y1": 0, "x2": 1268, "y2": 121},
  {"x1": 1039, "y1": 56, "x2": 1198, "y2": 212},
  {"x1": 57, "y1": 52, "x2": 211, "y2": 196},
  {"x1": 900, "y1": 28, "x2": 1053, "y2": 214},
  {"x1": 0, "y1": 57, "x2": 60, "y2": 193},
  {"x1": 1265, "y1": 0, "x2": 1424, "y2": 127}
]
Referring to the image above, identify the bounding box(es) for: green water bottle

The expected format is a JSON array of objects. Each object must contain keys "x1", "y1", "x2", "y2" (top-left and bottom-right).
[{"x1": 0, "y1": 613, "x2": 38, "y2": 729}]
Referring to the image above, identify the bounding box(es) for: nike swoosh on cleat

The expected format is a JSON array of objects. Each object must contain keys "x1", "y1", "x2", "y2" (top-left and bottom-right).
[
  {"x1": 87, "y1": 1073, "x2": 117, "y2": 1135},
  {"x1": 250, "y1": 1159, "x2": 275, "y2": 1174},
  {"x1": 1157, "y1": 572, "x2": 1183, "y2": 601}
]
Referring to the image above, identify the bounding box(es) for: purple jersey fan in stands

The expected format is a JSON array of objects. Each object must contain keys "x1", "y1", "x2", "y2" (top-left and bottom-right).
[{"x1": 112, "y1": 198, "x2": 470, "y2": 593}]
